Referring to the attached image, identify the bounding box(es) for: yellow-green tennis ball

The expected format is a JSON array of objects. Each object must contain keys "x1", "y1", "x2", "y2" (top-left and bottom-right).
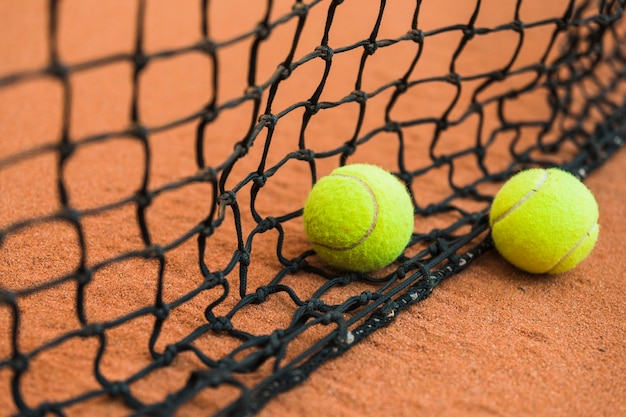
[
  {"x1": 303, "y1": 164, "x2": 414, "y2": 272},
  {"x1": 489, "y1": 168, "x2": 599, "y2": 274}
]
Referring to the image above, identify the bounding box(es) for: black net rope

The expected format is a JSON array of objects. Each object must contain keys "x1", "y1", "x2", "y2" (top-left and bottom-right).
[{"x1": 1, "y1": 0, "x2": 625, "y2": 416}]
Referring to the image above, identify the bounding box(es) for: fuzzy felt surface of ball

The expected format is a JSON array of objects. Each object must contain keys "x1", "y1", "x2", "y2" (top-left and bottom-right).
[
  {"x1": 489, "y1": 168, "x2": 599, "y2": 274},
  {"x1": 303, "y1": 164, "x2": 414, "y2": 272}
]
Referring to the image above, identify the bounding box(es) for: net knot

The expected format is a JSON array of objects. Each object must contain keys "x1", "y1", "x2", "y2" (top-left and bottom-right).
[
  {"x1": 128, "y1": 123, "x2": 149, "y2": 140},
  {"x1": 108, "y1": 381, "x2": 130, "y2": 396},
  {"x1": 255, "y1": 287, "x2": 270, "y2": 303},
  {"x1": 200, "y1": 223, "x2": 215, "y2": 238},
  {"x1": 395, "y1": 80, "x2": 408, "y2": 94},
  {"x1": 398, "y1": 171, "x2": 412, "y2": 185},
  {"x1": 60, "y1": 208, "x2": 80, "y2": 223},
  {"x1": 337, "y1": 274, "x2": 355, "y2": 286},
  {"x1": 238, "y1": 249, "x2": 251, "y2": 266},
  {"x1": 256, "y1": 22, "x2": 271, "y2": 41},
  {"x1": 196, "y1": 38, "x2": 217, "y2": 55},
  {"x1": 47, "y1": 62, "x2": 69, "y2": 79},
  {"x1": 162, "y1": 344, "x2": 177, "y2": 365},
  {"x1": 277, "y1": 64, "x2": 291, "y2": 81},
  {"x1": 446, "y1": 72, "x2": 462, "y2": 85},
  {"x1": 426, "y1": 228, "x2": 442, "y2": 241},
  {"x1": 257, "y1": 217, "x2": 278, "y2": 232},
  {"x1": 358, "y1": 291, "x2": 373, "y2": 306},
  {"x1": 135, "y1": 190, "x2": 153, "y2": 208},
  {"x1": 58, "y1": 141, "x2": 75, "y2": 160},
  {"x1": 395, "y1": 263, "x2": 409, "y2": 278},
  {"x1": 305, "y1": 101, "x2": 321, "y2": 115},
  {"x1": 305, "y1": 299, "x2": 324, "y2": 311},
  {"x1": 268, "y1": 330, "x2": 284, "y2": 350},
  {"x1": 292, "y1": 2, "x2": 309, "y2": 16},
  {"x1": 555, "y1": 19, "x2": 568, "y2": 31},
  {"x1": 433, "y1": 155, "x2": 451, "y2": 167},
  {"x1": 492, "y1": 70, "x2": 506, "y2": 82},
  {"x1": 422, "y1": 203, "x2": 439, "y2": 216},
  {"x1": 253, "y1": 173, "x2": 267, "y2": 187},
  {"x1": 133, "y1": 53, "x2": 149, "y2": 71},
  {"x1": 198, "y1": 166, "x2": 217, "y2": 182},
  {"x1": 407, "y1": 29, "x2": 425, "y2": 43},
  {"x1": 458, "y1": 185, "x2": 476, "y2": 198},
  {"x1": 154, "y1": 305, "x2": 170, "y2": 320},
  {"x1": 286, "y1": 257, "x2": 306, "y2": 273},
  {"x1": 245, "y1": 85, "x2": 263, "y2": 100},
  {"x1": 258, "y1": 113, "x2": 278, "y2": 127},
  {"x1": 322, "y1": 311, "x2": 343, "y2": 325},
  {"x1": 0, "y1": 289, "x2": 15, "y2": 304},
  {"x1": 384, "y1": 121, "x2": 401, "y2": 133},
  {"x1": 37, "y1": 402, "x2": 62, "y2": 416},
  {"x1": 219, "y1": 191, "x2": 237, "y2": 206},
  {"x1": 469, "y1": 102, "x2": 483, "y2": 114},
  {"x1": 315, "y1": 45, "x2": 334, "y2": 61},
  {"x1": 11, "y1": 353, "x2": 28, "y2": 373},
  {"x1": 364, "y1": 41, "x2": 378, "y2": 55},
  {"x1": 202, "y1": 107, "x2": 218, "y2": 122},
  {"x1": 294, "y1": 149, "x2": 314, "y2": 161},
  {"x1": 75, "y1": 268, "x2": 93, "y2": 285},
  {"x1": 534, "y1": 63, "x2": 548, "y2": 75},
  {"x1": 351, "y1": 90, "x2": 367, "y2": 103},
  {"x1": 82, "y1": 323, "x2": 104, "y2": 337},
  {"x1": 212, "y1": 316, "x2": 233, "y2": 332},
  {"x1": 144, "y1": 245, "x2": 164, "y2": 259},
  {"x1": 463, "y1": 26, "x2": 476, "y2": 39},
  {"x1": 205, "y1": 271, "x2": 225, "y2": 286},
  {"x1": 474, "y1": 146, "x2": 486, "y2": 159},
  {"x1": 511, "y1": 20, "x2": 524, "y2": 32},
  {"x1": 342, "y1": 142, "x2": 356, "y2": 156}
]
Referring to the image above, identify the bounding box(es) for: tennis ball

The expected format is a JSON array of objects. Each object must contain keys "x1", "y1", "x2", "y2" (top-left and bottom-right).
[
  {"x1": 303, "y1": 164, "x2": 414, "y2": 272},
  {"x1": 489, "y1": 168, "x2": 599, "y2": 274}
]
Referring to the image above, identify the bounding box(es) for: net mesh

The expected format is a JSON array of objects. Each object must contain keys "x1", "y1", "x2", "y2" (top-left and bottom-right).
[{"x1": 1, "y1": 0, "x2": 625, "y2": 415}]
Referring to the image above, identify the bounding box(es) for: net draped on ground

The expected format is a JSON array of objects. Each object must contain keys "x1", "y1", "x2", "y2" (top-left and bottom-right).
[{"x1": 1, "y1": 0, "x2": 625, "y2": 416}]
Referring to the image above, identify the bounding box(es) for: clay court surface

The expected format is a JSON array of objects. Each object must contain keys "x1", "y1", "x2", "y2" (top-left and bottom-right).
[{"x1": 1, "y1": 1, "x2": 625, "y2": 416}]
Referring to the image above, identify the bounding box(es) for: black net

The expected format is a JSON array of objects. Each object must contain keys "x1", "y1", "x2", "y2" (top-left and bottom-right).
[{"x1": 1, "y1": 0, "x2": 625, "y2": 416}]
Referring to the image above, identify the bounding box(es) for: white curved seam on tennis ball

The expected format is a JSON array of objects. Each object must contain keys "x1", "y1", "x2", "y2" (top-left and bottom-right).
[
  {"x1": 311, "y1": 174, "x2": 378, "y2": 251},
  {"x1": 545, "y1": 222, "x2": 598, "y2": 274},
  {"x1": 491, "y1": 169, "x2": 549, "y2": 227}
]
